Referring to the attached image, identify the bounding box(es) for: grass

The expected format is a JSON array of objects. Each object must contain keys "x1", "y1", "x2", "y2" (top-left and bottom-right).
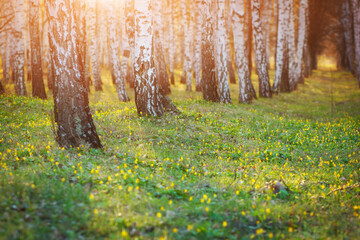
[{"x1": 0, "y1": 69, "x2": 359, "y2": 239}]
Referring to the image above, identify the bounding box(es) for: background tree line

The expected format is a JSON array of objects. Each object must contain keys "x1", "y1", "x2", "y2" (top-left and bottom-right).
[{"x1": 0, "y1": 0, "x2": 359, "y2": 148}]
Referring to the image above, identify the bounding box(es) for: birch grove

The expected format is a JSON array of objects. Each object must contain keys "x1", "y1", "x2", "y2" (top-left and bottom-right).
[{"x1": 1, "y1": 0, "x2": 359, "y2": 118}]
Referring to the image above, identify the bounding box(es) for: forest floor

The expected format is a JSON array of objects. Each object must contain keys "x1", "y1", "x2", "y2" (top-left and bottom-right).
[{"x1": 0, "y1": 69, "x2": 359, "y2": 239}]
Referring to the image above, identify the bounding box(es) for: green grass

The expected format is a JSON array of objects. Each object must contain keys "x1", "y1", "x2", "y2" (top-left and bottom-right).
[{"x1": 0, "y1": 69, "x2": 359, "y2": 239}]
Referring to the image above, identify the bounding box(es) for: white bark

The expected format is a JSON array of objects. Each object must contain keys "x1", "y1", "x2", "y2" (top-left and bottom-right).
[
  {"x1": 133, "y1": 0, "x2": 177, "y2": 116},
  {"x1": 287, "y1": 0, "x2": 297, "y2": 90},
  {"x1": 231, "y1": 0, "x2": 253, "y2": 103},
  {"x1": 120, "y1": 0, "x2": 131, "y2": 87},
  {"x1": 88, "y1": 0, "x2": 102, "y2": 91},
  {"x1": 46, "y1": 0, "x2": 102, "y2": 148},
  {"x1": 273, "y1": 0, "x2": 288, "y2": 93},
  {"x1": 107, "y1": 1, "x2": 129, "y2": 102},
  {"x1": 216, "y1": 0, "x2": 231, "y2": 103},
  {"x1": 194, "y1": 0, "x2": 203, "y2": 91},
  {"x1": 295, "y1": 0, "x2": 308, "y2": 84},
  {"x1": 168, "y1": 0, "x2": 175, "y2": 84},
  {"x1": 251, "y1": 0, "x2": 272, "y2": 98},
  {"x1": 12, "y1": 0, "x2": 27, "y2": 96},
  {"x1": 182, "y1": 0, "x2": 193, "y2": 91}
]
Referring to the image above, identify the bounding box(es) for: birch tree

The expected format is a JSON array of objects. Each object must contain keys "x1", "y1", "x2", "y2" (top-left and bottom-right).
[
  {"x1": 225, "y1": 0, "x2": 236, "y2": 84},
  {"x1": 29, "y1": 0, "x2": 47, "y2": 99},
  {"x1": 0, "y1": 1, "x2": 12, "y2": 83},
  {"x1": 182, "y1": 0, "x2": 193, "y2": 91},
  {"x1": 194, "y1": 0, "x2": 203, "y2": 91},
  {"x1": 251, "y1": 0, "x2": 272, "y2": 98},
  {"x1": 46, "y1": 0, "x2": 102, "y2": 148},
  {"x1": 199, "y1": 0, "x2": 220, "y2": 102},
  {"x1": 88, "y1": 0, "x2": 103, "y2": 91},
  {"x1": 351, "y1": 0, "x2": 360, "y2": 87},
  {"x1": 216, "y1": 0, "x2": 231, "y2": 103},
  {"x1": 107, "y1": 0, "x2": 129, "y2": 102},
  {"x1": 125, "y1": 0, "x2": 136, "y2": 88},
  {"x1": 133, "y1": 0, "x2": 177, "y2": 116},
  {"x1": 340, "y1": 0, "x2": 355, "y2": 73},
  {"x1": 287, "y1": 0, "x2": 297, "y2": 91},
  {"x1": 231, "y1": 0, "x2": 256, "y2": 103},
  {"x1": 273, "y1": 0, "x2": 288, "y2": 93},
  {"x1": 168, "y1": 0, "x2": 175, "y2": 85},
  {"x1": 12, "y1": 0, "x2": 27, "y2": 96},
  {"x1": 152, "y1": 0, "x2": 171, "y2": 94},
  {"x1": 295, "y1": 0, "x2": 309, "y2": 84}
]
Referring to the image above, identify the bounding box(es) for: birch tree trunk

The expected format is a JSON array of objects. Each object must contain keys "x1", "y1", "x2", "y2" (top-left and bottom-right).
[
  {"x1": 46, "y1": 0, "x2": 102, "y2": 149},
  {"x1": 251, "y1": 0, "x2": 272, "y2": 98},
  {"x1": 245, "y1": 0, "x2": 253, "y2": 74},
  {"x1": 168, "y1": 0, "x2": 175, "y2": 85},
  {"x1": 152, "y1": 0, "x2": 171, "y2": 94},
  {"x1": 231, "y1": 0, "x2": 255, "y2": 103},
  {"x1": 180, "y1": 0, "x2": 187, "y2": 84},
  {"x1": 273, "y1": 0, "x2": 288, "y2": 93},
  {"x1": 194, "y1": 0, "x2": 203, "y2": 91},
  {"x1": 88, "y1": 0, "x2": 103, "y2": 91},
  {"x1": 200, "y1": 0, "x2": 220, "y2": 102},
  {"x1": 29, "y1": 0, "x2": 47, "y2": 99},
  {"x1": 295, "y1": 0, "x2": 308, "y2": 84},
  {"x1": 341, "y1": 0, "x2": 355, "y2": 73},
  {"x1": 107, "y1": 1, "x2": 129, "y2": 102},
  {"x1": 225, "y1": 0, "x2": 236, "y2": 84},
  {"x1": 182, "y1": 0, "x2": 193, "y2": 91},
  {"x1": 216, "y1": 0, "x2": 231, "y2": 103},
  {"x1": 0, "y1": 1, "x2": 12, "y2": 83},
  {"x1": 351, "y1": 0, "x2": 360, "y2": 87},
  {"x1": 133, "y1": 0, "x2": 177, "y2": 116},
  {"x1": 125, "y1": 0, "x2": 135, "y2": 88},
  {"x1": 12, "y1": 0, "x2": 27, "y2": 96},
  {"x1": 287, "y1": 0, "x2": 297, "y2": 91}
]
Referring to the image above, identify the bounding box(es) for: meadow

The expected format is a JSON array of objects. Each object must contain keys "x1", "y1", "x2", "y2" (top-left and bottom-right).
[{"x1": 0, "y1": 69, "x2": 359, "y2": 239}]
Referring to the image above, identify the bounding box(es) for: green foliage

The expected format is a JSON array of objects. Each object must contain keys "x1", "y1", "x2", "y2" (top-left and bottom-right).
[{"x1": 0, "y1": 70, "x2": 359, "y2": 239}]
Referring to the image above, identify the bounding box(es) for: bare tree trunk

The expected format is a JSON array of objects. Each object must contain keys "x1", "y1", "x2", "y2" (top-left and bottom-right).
[
  {"x1": 181, "y1": 0, "x2": 193, "y2": 91},
  {"x1": 245, "y1": 0, "x2": 253, "y2": 74},
  {"x1": 133, "y1": 0, "x2": 177, "y2": 116},
  {"x1": 152, "y1": 0, "x2": 171, "y2": 94},
  {"x1": 0, "y1": 1, "x2": 11, "y2": 83},
  {"x1": 0, "y1": 81, "x2": 4, "y2": 94},
  {"x1": 251, "y1": 0, "x2": 272, "y2": 98},
  {"x1": 194, "y1": 0, "x2": 203, "y2": 91},
  {"x1": 200, "y1": 0, "x2": 220, "y2": 102},
  {"x1": 351, "y1": 0, "x2": 360, "y2": 87},
  {"x1": 273, "y1": 0, "x2": 288, "y2": 93},
  {"x1": 107, "y1": 1, "x2": 129, "y2": 102},
  {"x1": 341, "y1": 0, "x2": 355, "y2": 73},
  {"x1": 287, "y1": 0, "x2": 297, "y2": 91},
  {"x1": 295, "y1": 0, "x2": 309, "y2": 84},
  {"x1": 216, "y1": 0, "x2": 231, "y2": 103},
  {"x1": 88, "y1": 0, "x2": 102, "y2": 91},
  {"x1": 168, "y1": 0, "x2": 175, "y2": 85},
  {"x1": 46, "y1": 0, "x2": 102, "y2": 149},
  {"x1": 231, "y1": 0, "x2": 255, "y2": 103},
  {"x1": 225, "y1": 0, "x2": 236, "y2": 84},
  {"x1": 12, "y1": 0, "x2": 27, "y2": 96},
  {"x1": 125, "y1": 0, "x2": 135, "y2": 89},
  {"x1": 29, "y1": 0, "x2": 47, "y2": 99}
]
